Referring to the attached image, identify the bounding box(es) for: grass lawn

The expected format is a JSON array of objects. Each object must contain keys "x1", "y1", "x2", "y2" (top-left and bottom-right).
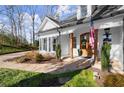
[
  {"x1": 0, "y1": 68, "x2": 97, "y2": 87},
  {"x1": 0, "y1": 45, "x2": 29, "y2": 55},
  {"x1": 64, "y1": 70, "x2": 97, "y2": 87}
]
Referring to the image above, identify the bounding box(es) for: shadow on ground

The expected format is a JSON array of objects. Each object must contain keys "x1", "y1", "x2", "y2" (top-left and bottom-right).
[
  {"x1": 49, "y1": 57, "x2": 93, "y2": 74},
  {"x1": 11, "y1": 70, "x2": 82, "y2": 87},
  {"x1": 11, "y1": 73, "x2": 62, "y2": 87},
  {"x1": 10, "y1": 58, "x2": 93, "y2": 87}
]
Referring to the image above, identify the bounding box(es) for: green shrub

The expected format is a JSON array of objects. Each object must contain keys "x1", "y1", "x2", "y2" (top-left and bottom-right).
[
  {"x1": 101, "y1": 43, "x2": 111, "y2": 71},
  {"x1": 55, "y1": 44, "x2": 61, "y2": 60},
  {"x1": 19, "y1": 44, "x2": 30, "y2": 49},
  {"x1": 35, "y1": 53, "x2": 44, "y2": 62},
  {"x1": 104, "y1": 74, "x2": 124, "y2": 87},
  {"x1": 64, "y1": 70, "x2": 97, "y2": 87}
]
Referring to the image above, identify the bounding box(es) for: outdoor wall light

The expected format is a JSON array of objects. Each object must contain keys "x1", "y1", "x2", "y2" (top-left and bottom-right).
[{"x1": 103, "y1": 28, "x2": 112, "y2": 44}]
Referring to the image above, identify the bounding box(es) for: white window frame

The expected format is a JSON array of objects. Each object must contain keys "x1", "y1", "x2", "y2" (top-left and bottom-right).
[
  {"x1": 52, "y1": 37, "x2": 57, "y2": 51},
  {"x1": 43, "y1": 38, "x2": 47, "y2": 51}
]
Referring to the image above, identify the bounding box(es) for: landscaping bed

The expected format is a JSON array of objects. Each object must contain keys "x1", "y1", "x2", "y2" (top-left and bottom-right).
[
  {"x1": 0, "y1": 68, "x2": 97, "y2": 87},
  {"x1": 103, "y1": 73, "x2": 124, "y2": 87},
  {"x1": 90, "y1": 69, "x2": 124, "y2": 87},
  {"x1": 5, "y1": 51, "x2": 57, "y2": 64}
]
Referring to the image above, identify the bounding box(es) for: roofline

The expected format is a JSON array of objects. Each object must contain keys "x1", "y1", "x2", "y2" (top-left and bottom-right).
[
  {"x1": 37, "y1": 9, "x2": 124, "y2": 35},
  {"x1": 37, "y1": 16, "x2": 60, "y2": 33}
]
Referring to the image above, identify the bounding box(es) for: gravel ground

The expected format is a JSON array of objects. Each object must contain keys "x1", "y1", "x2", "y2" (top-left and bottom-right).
[{"x1": 0, "y1": 52, "x2": 92, "y2": 73}]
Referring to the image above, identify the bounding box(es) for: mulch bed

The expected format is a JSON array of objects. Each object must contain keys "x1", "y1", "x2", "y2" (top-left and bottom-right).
[{"x1": 5, "y1": 56, "x2": 62, "y2": 65}]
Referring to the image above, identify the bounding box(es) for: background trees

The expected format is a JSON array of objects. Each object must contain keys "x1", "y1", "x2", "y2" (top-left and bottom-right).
[
  {"x1": 0, "y1": 5, "x2": 75, "y2": 50},
  {"x1": 0, "y1": 5, "x2": 41, "y2": 47}
]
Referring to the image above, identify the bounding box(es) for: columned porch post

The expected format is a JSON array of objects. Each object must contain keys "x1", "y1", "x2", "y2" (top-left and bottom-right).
[{"x1": 70, "y1": 33, "x2": 74, "y2": 58}]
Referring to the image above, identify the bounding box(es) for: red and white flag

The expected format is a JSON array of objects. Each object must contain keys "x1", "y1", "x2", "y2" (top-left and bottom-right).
[{"x1": 89, "y1": 17, "x2": 95, "y2": 49}]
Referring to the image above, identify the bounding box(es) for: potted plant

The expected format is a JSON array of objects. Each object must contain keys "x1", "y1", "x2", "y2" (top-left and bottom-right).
[{"x1": 78, "y1": 49, "x2": 82, "y2": 56}]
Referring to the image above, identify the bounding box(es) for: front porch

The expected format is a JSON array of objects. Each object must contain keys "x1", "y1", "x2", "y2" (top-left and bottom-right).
[
  {"x1": 38, "y1": 28, "x2": 97, "y2": 59},
  {"x1": 39, "y1": 14, "x2": 124, "y2": 73},
  {"x1": 39, "y1": 25, "x2": 123, "y2": 74}
]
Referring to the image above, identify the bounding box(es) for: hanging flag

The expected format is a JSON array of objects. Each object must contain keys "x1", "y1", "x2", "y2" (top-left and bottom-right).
[{"x1": 89, "y1": 16, "x2": 95, "y2": 49}]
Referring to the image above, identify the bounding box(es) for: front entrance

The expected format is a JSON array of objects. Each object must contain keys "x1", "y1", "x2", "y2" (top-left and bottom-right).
[{"x1": 80, "y1": 32, "x2": 93, "y2": 57}]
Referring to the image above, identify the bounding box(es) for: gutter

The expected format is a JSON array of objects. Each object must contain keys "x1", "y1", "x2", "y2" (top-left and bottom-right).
[{"x1": 56, "y1": 27, "x2": 61, "y2": 44}]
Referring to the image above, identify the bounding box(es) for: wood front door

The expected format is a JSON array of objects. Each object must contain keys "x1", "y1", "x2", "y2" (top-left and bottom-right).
[{"x1": 80, "y1": 32, "x2": 92, "y2": 57}]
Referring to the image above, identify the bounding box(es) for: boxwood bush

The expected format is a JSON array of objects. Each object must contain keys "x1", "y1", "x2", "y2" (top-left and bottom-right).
[
  {"x1": 55, "y1": 44, "x2": 61, "y2": 60},
  {"x1": 64, "y1": 70, "x2": 97, "y2": 87},
  {"x1": 101, "y1": 43, "x2": 111, "y2": 71}
]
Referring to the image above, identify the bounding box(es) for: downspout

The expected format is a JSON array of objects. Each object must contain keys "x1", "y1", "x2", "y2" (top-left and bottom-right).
[
  {"x1": 57, "y1": 28, "x2": 61, "y2": 44},
  {"x1": 122, "y1": 17, "x2": 124, "y2": 71},
  {"x1": 56, "y1": 28, "x2": 61, "y2": 59}
]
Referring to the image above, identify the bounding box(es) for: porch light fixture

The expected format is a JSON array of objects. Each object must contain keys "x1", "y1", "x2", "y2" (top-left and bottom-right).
[{"x1": 103, "y1": 28, "x2": 112, "y2": 44}]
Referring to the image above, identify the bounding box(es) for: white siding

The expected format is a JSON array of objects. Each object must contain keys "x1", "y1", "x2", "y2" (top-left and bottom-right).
[
  {"x1": 42, "y1": 20, "x2": 57, "y2": 31},
  {"x1": 61, "y1": 34, "x2": 70, "y2": 56},
  {"x1": 94, "y1": 15, "x2": 123, "y2": 29},
  {"x1": 39, "y1": 17, "x2": 59, "y2": 32}
]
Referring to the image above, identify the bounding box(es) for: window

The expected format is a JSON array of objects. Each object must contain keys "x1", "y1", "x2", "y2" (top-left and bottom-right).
[
  {"x1": 81, "y1": 35, "x2": 86, "y2": 49},
  {"x1": 53, "y1": 38, "x2": 57, "y2": 51},
  {"x1": 43, "y1": 38, "x2": 47, "y2": 51},
  {"x1": 81, "y1": 33, "x2": 89, "y2": 49},
  {"x1": 40, "y1": 39, "x2": 42, "y2": 50},
  {"x1": 73, "y1": 37, "x2": 77, "y2": 48},
  {"x1": 49, "y1": 38, "x2": 51, "y2": 51}
]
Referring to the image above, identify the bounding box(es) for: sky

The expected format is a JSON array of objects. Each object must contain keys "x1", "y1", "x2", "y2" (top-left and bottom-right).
[{"x1": 0, "y1": 5, "x2": 78, "y2": 43}]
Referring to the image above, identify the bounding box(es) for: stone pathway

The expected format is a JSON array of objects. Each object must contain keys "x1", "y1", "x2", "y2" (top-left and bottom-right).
[{"x1": 0, "y1": 52, "x2": 93, "y2": 73}]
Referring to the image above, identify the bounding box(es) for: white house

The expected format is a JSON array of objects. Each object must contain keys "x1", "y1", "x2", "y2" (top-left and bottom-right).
[{"x1": 37, "y1": 5, "x2": 124, "y2": 71}]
